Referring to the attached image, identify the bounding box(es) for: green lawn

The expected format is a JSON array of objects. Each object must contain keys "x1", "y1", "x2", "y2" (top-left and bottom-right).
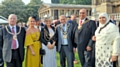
[{"x1": 56, "y1": 52, "x2": 81, "y2": 67}]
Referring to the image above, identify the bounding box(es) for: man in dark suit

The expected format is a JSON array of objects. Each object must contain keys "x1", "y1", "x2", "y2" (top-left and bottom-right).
[
  {"x1": 73, "y1": 9, "x2": 96, "y2": 67},
  {"x1": 55, "y1": 15, "x2": 76, "y2": 67},
  {"x1": 109, "y1": 15, "x2": 116, "y2": 25},
  {"x1": 0, "y1": 14, "x2": 26, "y2": 67}
]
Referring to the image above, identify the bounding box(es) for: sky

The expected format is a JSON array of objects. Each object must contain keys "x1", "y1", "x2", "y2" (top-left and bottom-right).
[{"x1": 0, "y1": 0, "x2": 51, "y2": 4}]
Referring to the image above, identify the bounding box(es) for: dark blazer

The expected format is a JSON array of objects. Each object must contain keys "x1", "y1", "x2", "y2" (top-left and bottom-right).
[
  {"x1": 109, "y1": 20, "x2": 116, "y2": 25},
  {"x1": 73, "y1": 18, "x2": 96, "y2": 51},
  {"x1": 40, "y1": 25, "x2": 55, "y2": 46},
  {"x1": 0, "y1": 25, "x2": 26, "y2": 62},
  {"x1": 54, "y1": 23, "x2": 76, "y2": 52}
]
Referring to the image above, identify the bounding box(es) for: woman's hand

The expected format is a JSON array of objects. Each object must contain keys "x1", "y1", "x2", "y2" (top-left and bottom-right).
[
  {"x1": 92, "y1": 36, "x2": 96, "y2": 41},
  {"x1": 47, "y1": 44, "x2": 53, "y2": 49},
  {"x1": 31, "y1": 51, "x2": 36, "y2": 56},
  {"x1": 110, "y1": 56, "x2": 118, "y2": 62}
]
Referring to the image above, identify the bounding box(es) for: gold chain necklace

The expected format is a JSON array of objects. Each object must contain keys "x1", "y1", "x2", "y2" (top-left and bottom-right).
[
  {"x1": 5, "y1": 26, "x2": 21, "y2": 40},
  {"x1": 44, "y1": 28, "x2": 55, "y2": 41},
  {"x1": 60, "y1": 23, "x2": 70, "y2": 35}
]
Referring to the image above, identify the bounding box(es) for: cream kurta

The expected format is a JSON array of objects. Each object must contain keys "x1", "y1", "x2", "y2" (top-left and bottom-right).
[{"x1": 95, "y1": 23, "x2": 120, "y2": 67}]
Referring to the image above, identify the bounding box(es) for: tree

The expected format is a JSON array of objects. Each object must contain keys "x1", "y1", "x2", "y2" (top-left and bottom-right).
[
  {"x1": 0, "y1": 0, "x2": 25, "y2": 22},
  {"x1": 60, "y1": 0, "x2": 92, "y2": 5},
  {"x1": 0, "y1": 0, "x2": 42, "y2": 22},
  {"x1": 28, "y1": 0, "x2": 43, "y2": 6},
  {"x1": 51, "y1": 0, "x2": 60, "y2": 3}
]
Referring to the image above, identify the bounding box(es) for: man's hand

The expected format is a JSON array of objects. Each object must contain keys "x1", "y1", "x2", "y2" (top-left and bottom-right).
[{"x1": 86, "y1": 46, "x2": 92, "y2": 51}]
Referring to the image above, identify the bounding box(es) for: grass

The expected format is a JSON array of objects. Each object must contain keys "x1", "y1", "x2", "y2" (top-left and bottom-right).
[{"x1": 56, "y1": 52, "x2": 81, "y2": 67}]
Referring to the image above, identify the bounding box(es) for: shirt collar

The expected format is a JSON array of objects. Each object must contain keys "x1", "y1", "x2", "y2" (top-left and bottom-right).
[
  {"x1": 9, "y1": 25, "x2": 16, "y2": 30},
  {"x1": 79, "y1": 18, "x2": 86, "y2": 22}
]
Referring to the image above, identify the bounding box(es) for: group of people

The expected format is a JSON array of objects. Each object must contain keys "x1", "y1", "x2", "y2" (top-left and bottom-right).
[{"x1": 0, "y1": 8, "x2": 120, "y2": 67}]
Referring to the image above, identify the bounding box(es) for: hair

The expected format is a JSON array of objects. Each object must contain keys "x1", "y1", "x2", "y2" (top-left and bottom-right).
[
  {"x1": 44, "y1": 17, "x2": 52, "y2": 22},
  {"x1": 59, "y1": 15, "x2": 66, "y2": 20},
  {"x1": 27, "y1": 16, "x2": 37, "y2": 26},
  {"x1": 8, "y1": 14, "x2": 18, "y2": 20}
]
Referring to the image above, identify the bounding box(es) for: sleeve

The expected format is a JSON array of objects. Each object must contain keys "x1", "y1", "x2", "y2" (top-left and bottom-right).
[
  {"x1": 0, "y1": 28, "x2": 3, "y2": 59},
  {"x1": 71, "y1": 23, "x2": 77, "y2": 48},
  {"x1": 40, "y1": 28, "x2": 48, "y2": 46},
  {"x1": 53, "y1": 27, "x2": 58, "y2": 46},
  {"x1": 25, "y1": 34, "x2": 33, "y2": 47},
  {"x1": 112, "y1": 28, "x2": 120, "y2": 56},
  {"x1": 0, "y1": 28, "x2": 3, "y2": 50},
  {"x1": 88, "y1": 21, "x2": 96, "y2": 48}
]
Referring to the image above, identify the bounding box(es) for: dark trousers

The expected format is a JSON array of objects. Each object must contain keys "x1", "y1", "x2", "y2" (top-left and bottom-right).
[
  {"x1": 78, "y1": 47, "x2": 92, "y2": 67},
  {"x1": 91, "y1": 44, "x2": 95, "y2": 67},
  {"x1": 59, "y1": 45, "x2": 74, "y2": 67},
  {"x1": 0, "y1": 51, "x2": 3, "y2": 67},
  {"x1": 113, "y1": 61, "x2": 118, "y2": 67},
  {"x1": 6, "y1": 49, "x2": 22, "y2": 67}
]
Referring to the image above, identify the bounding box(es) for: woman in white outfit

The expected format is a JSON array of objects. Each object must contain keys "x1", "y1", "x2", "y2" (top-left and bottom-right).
[
  {"x1": 40, "y1": 17, "x2": 57, "y2": 67},
  {"x1": 92, "y1": 13, "x2": 120, "y2": 67}
]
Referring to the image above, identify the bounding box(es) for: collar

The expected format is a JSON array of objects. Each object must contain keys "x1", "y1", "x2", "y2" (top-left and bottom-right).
[
  {"x1": 79, "y1": 18, "x2": 86, "y2": 22},
  {"x1": 9, "y1": 25, "x2": 16, "y2": 30}
]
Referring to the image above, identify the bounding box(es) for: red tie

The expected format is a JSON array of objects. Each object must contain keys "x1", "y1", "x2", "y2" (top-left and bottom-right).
[
  {"x1": 12, "y1": 27, "x2": 17, "y2": 49},
  {"x1": 79, "y1": 20, "x2": 82, "y2": 26}
]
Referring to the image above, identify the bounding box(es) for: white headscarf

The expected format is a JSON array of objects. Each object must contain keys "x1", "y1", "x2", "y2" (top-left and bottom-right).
[{"x1": 98, "y1": 12, "x2": 110, "y2": 27}]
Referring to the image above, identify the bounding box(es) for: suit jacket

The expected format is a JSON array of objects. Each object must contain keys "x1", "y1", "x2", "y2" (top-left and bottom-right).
[
  {"x1": 73, "y1": 18, "x2": 96, "y2": 51},
  {"x1": 0, "y1": 25, "x2": 26, "y2": 62},
  {"x1": 55, "y1": 23, "x2": 76, "y2": 52},
  {"x1": 40, "y1": 25, "x2": 55, "y2": 45},
  {"x1": 109, "y1": 20, "x2": 116, "y2": 25}
]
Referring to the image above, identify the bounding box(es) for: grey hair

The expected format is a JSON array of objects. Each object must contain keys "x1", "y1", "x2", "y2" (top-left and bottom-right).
[{"x1": 8, "y1": 14, "x2": 18, "y2": 20}]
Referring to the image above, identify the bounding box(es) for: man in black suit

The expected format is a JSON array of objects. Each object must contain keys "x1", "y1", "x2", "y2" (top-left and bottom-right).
[
  {"x1": 0, "y1": 14, "x2": 26, "y2": 67},
  {"x1": 73, "y1": 9, "x2": 96, "y2": 67},
  {"x1": 109, "y1": 15, "x2": 116, "y2": 25}
]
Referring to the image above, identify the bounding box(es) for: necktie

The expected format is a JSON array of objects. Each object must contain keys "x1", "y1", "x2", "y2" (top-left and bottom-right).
[
  {"x1": 12, "y1": 27, "x2": 17, "y2": 49},
  {"x1": 80, "y1": 20, "x2": 82, "y2": 26}
]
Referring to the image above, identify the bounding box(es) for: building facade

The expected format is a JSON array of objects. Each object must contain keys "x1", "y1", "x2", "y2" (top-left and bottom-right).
[
  {"x1": 38, "y1": 3, "x2": 91, "y2": 20},
  {"x1": 38, "y1": 0, "x2": 120, "y2": 21},
  {"x1": 92, "y1": 0, "x2": 120, "y2": 20}
]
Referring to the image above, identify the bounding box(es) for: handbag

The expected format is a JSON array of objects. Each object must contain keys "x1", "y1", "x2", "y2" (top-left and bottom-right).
[{"x1": 40, "y1": 48, "x2": 46, "y2": 55}]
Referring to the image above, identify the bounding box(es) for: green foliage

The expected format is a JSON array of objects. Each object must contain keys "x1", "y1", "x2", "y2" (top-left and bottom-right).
[
  {"x1": 51, "y1": 0, "x2": 60, "y2": 3},
  {"x1": 28, "y1": 0, "x2": 43, "y2": 6},
  {"x1": 0, "y1": 0, "x2": 42, "y2": 23},
  {"x1": 60, "y1": 0, "x2": 92, "y2": 5}
]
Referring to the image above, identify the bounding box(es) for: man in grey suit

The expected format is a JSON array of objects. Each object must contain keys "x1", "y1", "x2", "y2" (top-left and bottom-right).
[
  {"x1": 0, "y1": 14, "x2": 26, "y2": 67},
  {"x1": 55, "y1": 15, "x2": 76, "y2": 67}
]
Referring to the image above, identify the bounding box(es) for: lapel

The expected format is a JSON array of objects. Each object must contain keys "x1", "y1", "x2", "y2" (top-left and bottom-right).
[
  {"x1": 78, "y1": 18, "x2": 89, "y2": 34},
  {"x1": 7, "y1": 26, "x2": 12, "y2": 37},
  {"x1": 7, "y1": 25, "x2": 11, "y2": 33},
  {"x1": 16, "y1": 26, "x2": 20, "y2": 41},
  {"x1": 67, "y1": 23, "x2": 71, "y2": 34},
  {"x1": 44, "y1": 25, "x2": 49, "y2": 33}
]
